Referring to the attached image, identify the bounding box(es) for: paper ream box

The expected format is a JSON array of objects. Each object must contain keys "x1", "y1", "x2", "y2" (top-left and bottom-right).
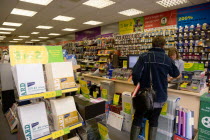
[
  {"x1": 45, "y1": 62, "x2": 76, "y2": 91},
  {"x1": 50, "y1": 96, "x2": 78, "y2": 130},
  {"x1": 12, "y1": 64, "x2": 46, "y2": 96},
  {"x1": 17, "y1": 102, "x2": 50, "y2": 140}
]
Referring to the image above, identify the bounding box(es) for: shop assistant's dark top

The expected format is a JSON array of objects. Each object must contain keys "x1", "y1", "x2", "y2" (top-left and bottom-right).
[{"x1": 132, "y1": 48, "x2": 180, "y2": 103}]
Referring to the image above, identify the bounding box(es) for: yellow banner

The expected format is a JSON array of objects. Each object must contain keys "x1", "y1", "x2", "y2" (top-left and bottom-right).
[{"x1": 119, "y1": 19, "x2": 135, "y2": 35}]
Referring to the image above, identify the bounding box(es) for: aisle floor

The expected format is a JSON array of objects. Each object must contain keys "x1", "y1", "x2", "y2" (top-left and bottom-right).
[{"x1": 0, "y1": 104, "x2": 17, "y2": 140}]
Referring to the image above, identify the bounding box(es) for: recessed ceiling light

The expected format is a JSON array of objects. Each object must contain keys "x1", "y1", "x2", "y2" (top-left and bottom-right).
[
  {"x1": 53, "y1": 16, "x2": 75, "y2": 22},
  {"x1": 20, "y1": 0, "x2": 53, "y2": 6},
  {"x1": 0, "y1": 32, "x2": 11, "y2": 34},
  {"x1": 119, "y1": 8, "x2": 144, "y2": 16},
  {"x1": 0, "y1": 38, "x2": 4, "y2": 40},
  {"x1": 3, "y1": 22, "x2": 22, "y2": 27},
  {"x1": 83, "y1": 20, "x2": 102, "y2": 25},
  {"x1": 31, "y1": 32, "x2": 39, "y2": 34},
  {"x1": 83, "y1": 0, "x2": 115, "y2": 8},
  {"x1": 11, "y1": 8, "x2": 37, "y2": 17},
  {"x1": 62, "y1": 28, "x2": 77, "y2": 31},
  {"x1": 31, "y1": 39, "x2": 40, "y2": 41},
  {"x1": 156, "y1": 0, "x2": 188, "y2": 7},
  {"x1": 48, "y1": 33, "x2": 60, "y2": 36},
  {"x1": 19, "y1": 36, "x2": 30, "y2": 38},
  {"x1": 38, "y1": 37, "x2": 49, "y2": 39},
  {"x1": 0, "y1": 27, "x2": 16, "y2": 31},
  {"x1": 25, "y1": 41, "x2": 33, "y2": 43},
  {"x1": 13, "y1": 39, "x2": 23, "y2": 41},
  {"x1": 0, "y1": 36, "x2": 6, "y2": 38},
  {"x1": 9, "y1": 41, "x2": 18, "y2": 42},
  {"x1": 36, "y1": 25, "x2": 53, "y2": 29}
]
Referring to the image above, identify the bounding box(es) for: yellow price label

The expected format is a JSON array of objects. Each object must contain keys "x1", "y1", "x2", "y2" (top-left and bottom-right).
[
  {"x1": 69, "y1": 123, "x2": 82, "y2": 130},
  {"x1": 37, "y1": 134, "x2": 52, "y2": 140},
  {"x1": 161, "y1": 103, "x2": 168, "y2": 115},
  {"x1": 113, "y1": 94, "x2": 120, "y2": 105},
  {"x1": 52, "y1": 130, "x2": 64, "y2": 139},
  {"x1": 19, "y1": 93, "x2": 43, "y2": 100},
  {"x1": 192, "y1": 86, "x2": 198, "y2": 90},
  {"x1": 101, "y1": 89, "x2": 108, "y2": 99},
  {"x1": 63, "y1": 127, "x2": 70, "y2": 135},
  {"x1": 123, "y1": 60, "x2": 127, "y2": 68},
  {"x1": 44, "y1": 91, "x2": 56, "y2": 99},
  {"x1": 93, "y1": 91, "x2": 98, "y2": 98},
  {"x1": 184, "y1": 76, "x2": 189, "y2": 78}
]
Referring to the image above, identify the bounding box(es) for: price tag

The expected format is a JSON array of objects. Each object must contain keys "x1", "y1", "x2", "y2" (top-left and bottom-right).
[
  {"x1": 93, "y1": 91, "x2": 98, "y2": 98},
  {"x1": 52, "y1": 130, "x2": 64, "y2": 139},
  {"x1": 113, "y1": 94, "x2": 120, "y2": 105},
  {"x1": 69, "y1": 123, "x2": 82, "y2": 130},
  {"x1": 19, "y1": 93, "x2": 43, "y2": 100},
  {"x1": 101, "y1": 89, "x2": 108, "y2": 99},
  {"x1": 124, "y1": 102, "x2": 131, "y2": 114},
  {"x1": 161, "y1": 103, "x2": 168, "y2": 115},
  {"x1": 184, "y1": 76, "x2": 189, "y2": 78},
  {"x1": 123, "y1": 60, "x2": 127, "y2": 68},
  {"x1": 63, "y1": 127, "x2": 70, "y2": 135},
  {"x1": 44, "y1": 91, "x2": 56, "y2": 99},
  {"x1": 192, "y1": 86, "x2": 198, "y2": 90},
  {"x1": 56, "y1": 90, "x2": 62, "y2": 97}
]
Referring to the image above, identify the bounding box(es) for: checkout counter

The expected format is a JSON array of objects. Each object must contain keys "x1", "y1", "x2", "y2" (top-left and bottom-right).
[{"x1": 82, "y1": 73, "x2": 208, "y2": 129}]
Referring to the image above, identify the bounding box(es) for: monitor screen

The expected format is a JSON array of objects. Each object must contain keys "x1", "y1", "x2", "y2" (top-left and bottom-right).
[{"x1": 128, "y1": 55, "x2": 139, "y2": 69}]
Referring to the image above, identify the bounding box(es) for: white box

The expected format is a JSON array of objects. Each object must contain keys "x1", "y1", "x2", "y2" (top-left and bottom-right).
[
  {"x1": 122, "y1": 92, "x2": 134, "y2": 115},
  {"x1": 50, "y1": 96, "x2": 79, "y2": 130},
  {"x1": 45, "y1": 62, "x2": 76, "y2": 91},
  {"x1": 12, "y1": 64, "x2": 46, "y2": 96},
  {"x1": 18, "y1": 102, "x2": 50, "y2": 140},
  {"x1": 120, "y1": 111, "x2": 132, "y2": 132}
]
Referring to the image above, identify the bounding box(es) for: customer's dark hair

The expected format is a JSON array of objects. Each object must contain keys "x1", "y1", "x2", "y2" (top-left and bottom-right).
[{"x1": 152, "y1": 36, "x2": 166, "y2": 48}]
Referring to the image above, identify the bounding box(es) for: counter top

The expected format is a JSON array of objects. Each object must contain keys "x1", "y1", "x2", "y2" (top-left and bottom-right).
[{"x1": 83, "y1": 73, "x2": 208, "y2": 97}]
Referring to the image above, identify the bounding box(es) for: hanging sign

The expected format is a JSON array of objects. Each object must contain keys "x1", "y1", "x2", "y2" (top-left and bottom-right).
[
  {"x1": 144, "y1": 10, "x2": 177, "y2": 29},
  {"x1": 177, "y1": 2, "x2": 210, "y2": 27},
  {"x1": 119, "y1": 19, "x2": 135, "y2": 35},
  {"x1": 9, "y1": 45, "x2": 64, "y2": 66},
  {"x1": 184, "y1": 63, "x2": 204, "y2": 71}
]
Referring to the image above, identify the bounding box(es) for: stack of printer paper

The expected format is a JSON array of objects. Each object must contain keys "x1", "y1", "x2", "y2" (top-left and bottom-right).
[
  {"x1": 45, "y1": 62, "x2": 76, "y2": 91},
  {"x1": 18, "y1": 102, "x2": 50, "y2": 140},
  {"x1": 12, "y1": 64, "x2": 46, "y2": 97},
  {"x1": 50, "y1": 96, "x2": 79, "y2": 130}
]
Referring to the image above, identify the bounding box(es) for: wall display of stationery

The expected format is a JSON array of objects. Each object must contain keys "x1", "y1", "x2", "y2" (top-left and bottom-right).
[{"x1": 114, "y1": 28, "x2": 176, "y2": 56}]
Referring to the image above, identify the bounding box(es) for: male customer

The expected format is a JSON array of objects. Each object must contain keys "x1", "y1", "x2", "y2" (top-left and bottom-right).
[{"x1": 131, "y1": 36, "x2": 180, "y2": 140}]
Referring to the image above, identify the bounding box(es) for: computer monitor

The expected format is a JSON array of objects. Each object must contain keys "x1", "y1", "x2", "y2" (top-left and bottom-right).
[{"x1": 128, "y1": 55, "x2": 139, "y2": 69}]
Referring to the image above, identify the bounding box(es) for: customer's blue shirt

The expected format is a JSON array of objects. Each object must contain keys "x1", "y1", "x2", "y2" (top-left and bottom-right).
[{"x1": 132, "y1": 48, "x2": 180, "y2": 102}]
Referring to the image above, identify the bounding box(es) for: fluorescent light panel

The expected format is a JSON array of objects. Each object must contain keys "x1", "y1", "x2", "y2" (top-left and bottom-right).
[
  {"x1": 83, "y1": 20, "x2": 102, "y2": 25},
  {"x1": 13, "y1": 39, "x2": 23, "y2": 40},
  {"x1": 0, "y1": 27, "x2": 15, "y2": 31},
  {"x1": 0, "y1": 32, "x2": 11, "y2": 34},
  {"x1": 0, "y1": 36, "x2": 6, "y2": 38},
  {"x1": 9, "y1": 41, "x2": 18, "y2": 42},
  {"x1": 31, "y1": 39, "x2": 40, "y2": 41},
  {"x1": 53, "y1": 15, "x2": 75, "y2": 22},
  {"x1": 119, "y1": 8, "x2": 144, "y2": 16},
  {"x1": 62, "y1": 28, "x2": 77, "y2": 31},
  {"x1": 20, "y1": 0, "x2": 53, "y2": 5},
  {"x1": 31, "y1": 32, "x2": 39, "y2": 34},
  {"x1": 3, "y1": 22, "x2": 22, "y2": 27},
  {"x1": 25, "y1": 41, "x2": 33, "y2": 43},
  {"x1": 36, "y1": 25, "x2": 53, "y2": 29},
  {"x1": 156, "y1": 0, "x2": 188, "y2": 7},
  {"x1": 39, "y1": 37, "x2": 49, "y2": 39},
  {"x1": 48, "y1": 33, "x2": 60, "y2": 36},
  {"x1": 83, "y1": 0, "x2": 115, "y2": 8},
  {"x1": 11, "y1": 8, "x2": 37, "y2": 17},
  {"x1": 19, "y1": 36, "x2": 30, "y2": 38}
]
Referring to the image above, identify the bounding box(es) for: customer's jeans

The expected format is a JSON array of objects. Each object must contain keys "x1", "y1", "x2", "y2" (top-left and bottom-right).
[{"x1": 132, "y1": 108, "x2": 162, "y2": 127}]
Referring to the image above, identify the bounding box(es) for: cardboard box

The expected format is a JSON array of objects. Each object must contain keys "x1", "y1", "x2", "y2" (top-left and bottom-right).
[
  {"x1": 45, "y1": 62, "x2": 76, "y2": 91},
  {"x1": 122, "y1": 92, "x2": 134, "y2": 115}
]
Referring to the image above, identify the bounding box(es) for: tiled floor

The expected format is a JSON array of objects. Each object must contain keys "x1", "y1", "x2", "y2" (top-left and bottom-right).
[{"x1": 0, "y1": 104, "x2": 17, "y2": 140}]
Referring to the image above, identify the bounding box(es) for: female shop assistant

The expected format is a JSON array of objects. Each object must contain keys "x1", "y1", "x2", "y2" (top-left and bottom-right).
[{"x1": 168, "y1": 47, "x2": 184, "y2": 82}]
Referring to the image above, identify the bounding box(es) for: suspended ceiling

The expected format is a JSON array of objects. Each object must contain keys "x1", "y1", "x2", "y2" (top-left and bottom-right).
[{"x1": 0, "y1": 0, "x2": 208, "y2": 44}]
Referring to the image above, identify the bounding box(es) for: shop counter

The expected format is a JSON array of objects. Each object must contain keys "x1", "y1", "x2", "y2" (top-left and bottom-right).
[{"x1": 83, "y1": 74, "x2": 209, "y2": 129}]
